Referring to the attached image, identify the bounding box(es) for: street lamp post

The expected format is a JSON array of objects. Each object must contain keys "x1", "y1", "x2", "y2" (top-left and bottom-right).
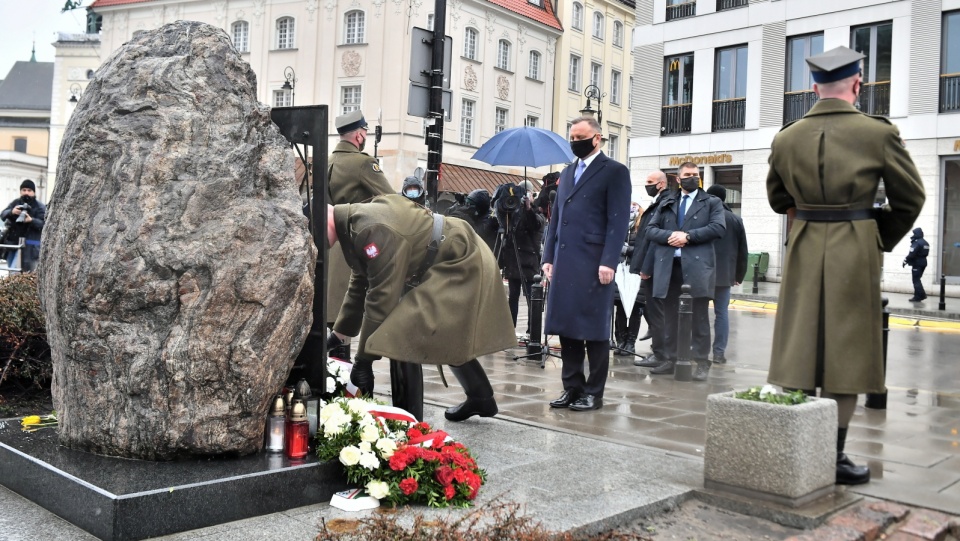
[
  {"x1": 68, "y1": 83, "x2": 83, "y2": 103},
  {"x1": 579, "y1": 84, "x2": 606, "y2": 129},
  {"x1": 281, "y1": 66, "x2": 297, "y2": 106}
]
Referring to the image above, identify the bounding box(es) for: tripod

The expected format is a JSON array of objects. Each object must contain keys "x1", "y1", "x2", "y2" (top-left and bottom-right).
[{"x1": 513, "y1": 275, "x2": 561, "y2": 368}]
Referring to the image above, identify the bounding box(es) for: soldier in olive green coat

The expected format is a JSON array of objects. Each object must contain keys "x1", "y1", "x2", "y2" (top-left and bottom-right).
[
  {"x1": 327, "y1": 195, "x2": 516, "y2": 422},
  {"x1": 326, "y1": 111, "x2": 394, "y2": 344},
  {"x1": 766, "y1": 47, "x2": 926, "y2": 486}
]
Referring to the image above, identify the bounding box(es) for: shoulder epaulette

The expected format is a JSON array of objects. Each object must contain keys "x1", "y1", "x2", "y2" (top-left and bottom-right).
[{"x1": 866, "y1": 113, "x2": 893, "y2": 125}]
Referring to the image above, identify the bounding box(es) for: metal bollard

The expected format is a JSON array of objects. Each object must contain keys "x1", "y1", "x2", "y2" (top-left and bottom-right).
[
  {"x1": 674, "y1": 284, "x2": 694, "y2": 382},
  {"x1": 527, "y1": 275, "x2": 544, "y2": 356},
  {"x1": 865, "y1": 298, "x2": 889, "y2": 409},
  {"x1": 940, "y1": 274, "x2": 947, "y2": 311},
  {"x1": 751, "y1": 262, "x2": 759, "y2": 294}
]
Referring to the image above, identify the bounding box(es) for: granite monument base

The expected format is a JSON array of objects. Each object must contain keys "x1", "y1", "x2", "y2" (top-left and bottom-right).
[{"x1": 0, "y1": 421, "x2": 346, "y2": 541}]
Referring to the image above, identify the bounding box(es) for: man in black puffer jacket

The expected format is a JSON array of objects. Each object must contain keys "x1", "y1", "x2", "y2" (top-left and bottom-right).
[{"x1": 1, "y1": 180, "x2": 46, "y2": 272}]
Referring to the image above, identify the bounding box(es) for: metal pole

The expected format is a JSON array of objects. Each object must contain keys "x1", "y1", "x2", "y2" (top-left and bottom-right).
[
  {"x1": 865, "y1": 298, "x2": 889, "y2": 409},
  {"x1": 752, "y1": 261, "x2": 759, "y2": 295},
  {"x1": 674, "y1": 284, "x2": 694, "y2": 382},
  {"x1": 425, "y1": 0, "x2": 446, "y2": 210},
  {"x1": 527, "y1": 275, "x2": 544, "y2": 356},
  {"x1": 940, "y1": 273, "x2": 947, "y2": 311}
]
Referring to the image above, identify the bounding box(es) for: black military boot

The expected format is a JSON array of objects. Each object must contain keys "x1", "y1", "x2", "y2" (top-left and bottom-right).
[
  {"x1": 692, "y1": 359, "x2": 710, "y2": 381},
  {"x1": 390, "y1": 360, "x2": 424, "y2": 422},
  {"x1": 350, "y1": 357, "x2": 375, "y2": 396},
  {"x1": 836, "y1": 427, "x2": 870, "y2": 485},
  {"x1": 445, "y1": 359, "x2": 498, "y2": 422},
  {"x1": 622, "y1": 332, "x2": 637, "y2": 357}
]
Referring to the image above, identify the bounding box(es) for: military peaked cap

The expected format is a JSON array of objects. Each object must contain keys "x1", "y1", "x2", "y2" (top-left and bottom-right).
[
  {"x1": 806, "y1": 46, "x2": 865, "y2": 84},
  {"x1": 335, "y1": 110, "x2": 368, "y2": 135}
]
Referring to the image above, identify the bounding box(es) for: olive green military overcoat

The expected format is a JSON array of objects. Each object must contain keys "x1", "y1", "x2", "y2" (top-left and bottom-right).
[
  {"x1": 766, "y1": 99, "x2": 925, "y2": 394},
  {"x1": 325, "y1": 140, "x2": 394, "y2": 323},
  {"x1": 332, "y1": 195, "x2": 515, "y2": 365}
]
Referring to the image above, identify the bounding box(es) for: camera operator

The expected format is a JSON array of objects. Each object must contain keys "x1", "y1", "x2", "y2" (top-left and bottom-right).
[
  {"x1": 533, "y1": 172, "x2": 559, "y2": 220},
  {"x1": 445, "y1": 189, "x2": 498, "y2": 251},
  {"x1": 0, "y1": 180, "x2": 46, "y2": 271},
  {"x1": 492, "y1": 182, "x2": 546, "y2": 330}
]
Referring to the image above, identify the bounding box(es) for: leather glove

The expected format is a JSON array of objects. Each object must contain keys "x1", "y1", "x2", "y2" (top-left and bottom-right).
[{"x1": 327, "y1": 331, "x2": 343, "y2": 352}]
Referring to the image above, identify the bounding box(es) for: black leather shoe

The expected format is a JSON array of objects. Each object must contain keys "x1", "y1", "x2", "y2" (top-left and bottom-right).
[
  {"x1": 549, "y1": 390, "x2": 580, "y2": 408},
  {"x1": 569, "y1": 394, "x2": 602, "y2": 411},
  {"x1": 649, "y1": 359, "x2": 676, "y2": 375},
  {"x1": 908, "y1": 297, "x2": 920, "y2": 302},
  {"x1": 836, "y1": 453, "x2": 871, "y2": 485},
  {"x1": 633, "y1": 354, "x2": 659, "y2": 367},
  {"x1": 712, "y1": 354, "x2": 727, "y2": 364},
  {"x1": 445, "y1": 397, "x2": 498, "y2": 422}
]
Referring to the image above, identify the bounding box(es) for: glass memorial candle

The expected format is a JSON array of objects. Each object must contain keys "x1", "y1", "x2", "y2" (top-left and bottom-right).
[
  {"x1": 285, "y1": 399, "x2": 310, "y2": 459},
  {"x1": 266, "y1": 394, "x2": 286, "y2": 453}
]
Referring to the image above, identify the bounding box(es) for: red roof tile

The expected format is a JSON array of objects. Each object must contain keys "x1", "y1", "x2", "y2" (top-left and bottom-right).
[
  {"x1": 485, "y1": 0, "x2": 564, "y2": 31},
  {"x1": 440, "y1": 163, "x2": 541, "y2": 195}
]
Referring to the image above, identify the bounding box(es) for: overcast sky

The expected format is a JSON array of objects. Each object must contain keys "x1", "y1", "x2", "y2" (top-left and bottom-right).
[{"x1": 0, "y1": 0, "x2": 89, "y2": 79}]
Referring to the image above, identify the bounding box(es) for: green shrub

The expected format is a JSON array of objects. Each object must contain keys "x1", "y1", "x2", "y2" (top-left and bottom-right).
[
  {"x1": 0, "y1": 272, "x2": 51, "y2": 392},
  {"x1": 735, "y1": 385, "x2": 808, "y2": 406}
]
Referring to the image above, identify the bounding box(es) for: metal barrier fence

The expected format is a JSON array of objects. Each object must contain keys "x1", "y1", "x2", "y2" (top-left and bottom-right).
[
  {"x1": 0, "y1": 237, "x2": 25, "y2": 274},
  {"x1": 712, "y1": 98, "x2": 746, "y2": 131}
]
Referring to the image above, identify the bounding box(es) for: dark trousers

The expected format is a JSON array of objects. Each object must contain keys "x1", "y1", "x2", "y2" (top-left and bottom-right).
[
  {"x1": 558, "y1": 336, "x2": 609, "y2": 398},
  {"x1": 663, "y1": 259, "x2": 711, "y2": 361},
  {"x1": 643, "y1": 281, "x2": 666, "y2": 359},
  {"x1": 912, "y1": 265, "x2": 927, "y2": 300},
  {"x1": 507, "y1": 277, "x2": 533, "y2": 327},
  {"x1": 614, "y1": 299, "x2": 642, "y2": 341}
]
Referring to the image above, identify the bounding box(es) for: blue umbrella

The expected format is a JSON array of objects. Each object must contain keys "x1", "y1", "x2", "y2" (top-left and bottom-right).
[{"x1": 471, "y1": 126, "x2": 574, "y2": 169}]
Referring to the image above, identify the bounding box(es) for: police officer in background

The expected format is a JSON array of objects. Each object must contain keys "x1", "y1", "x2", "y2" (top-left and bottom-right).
[
  {"x1": 766, "y1": 46, "x2": 925, "y2": 485},
  {"x1": 325, "y1": 110, "x2": 394, "y2": 359},
  {"x1": 904, "y1": 228, "x2": 929, "y2": 302}
]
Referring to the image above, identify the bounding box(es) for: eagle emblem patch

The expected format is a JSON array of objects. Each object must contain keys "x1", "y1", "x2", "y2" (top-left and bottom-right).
[
  {"x1": 372, "y1": 163, "x2": 382, "y2": 173},
  {"x1": 364, "y1": 243, "x2": 380, "y2": 259}
]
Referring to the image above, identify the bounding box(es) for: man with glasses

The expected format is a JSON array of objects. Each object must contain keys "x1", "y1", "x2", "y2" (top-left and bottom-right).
[
  {"x1": 766, "y1": 46, "x2": 925, "y2": 485},
  {"x1": 641, "y1": 162, "x2": 725, "y2": 380},
  {"x1": 542, "y1": 117, "x2": 631, "y2": 412}
]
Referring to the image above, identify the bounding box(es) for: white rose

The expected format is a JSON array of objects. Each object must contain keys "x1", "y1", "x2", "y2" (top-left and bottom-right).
[
  {"x1": 366, "y1": 480, "x2": 390, "y2": 500},
  {"x1": 759, "y1": 385, "x2": 778, "y2": 399},
  {"x1": 326, "y1": 377, "x2": 337, "y2": 394},
  {"x1": 358, "y1": 441, "x2": 372, "y2": 453},
  {"x1": 376, "y1": 438, "x2": 397, "y2": 458},
  {"x1": 323, "y1": 420, "x2": 345, "y2": 436},
  {"x1": 358, "y1": 452, "x2": 380, "y2": 470},
  {"x1": 347, "y1": 399, "x2": 370, "y2": 414},
  {"x1": 339, "y1": 446, "x2": 361, "y2": 466},
  {"x1": 360, "y1": 424, "x2": 379, "y2": 443},
  {"x1": 320, "y1": 402, "x2": 342, "y2": 424}
]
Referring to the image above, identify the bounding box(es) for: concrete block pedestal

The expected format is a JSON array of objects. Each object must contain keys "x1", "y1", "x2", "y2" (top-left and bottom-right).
[{"x1": 704, "y1": 392, "x2": 838, "y2": 508}]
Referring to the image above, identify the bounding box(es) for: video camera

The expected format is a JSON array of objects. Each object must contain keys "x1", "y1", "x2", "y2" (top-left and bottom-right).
[{"x1": 491, "y1": 182, "x2": 527, "y2": 233}]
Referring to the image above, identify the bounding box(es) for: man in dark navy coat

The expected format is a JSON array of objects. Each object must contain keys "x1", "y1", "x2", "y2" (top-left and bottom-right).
[
  {"x1": 541, "y1": 117, "x2": 632, "y2": 412},
  {"x1": 642, "y1": 162, "x2": 725, "y2": 381}
]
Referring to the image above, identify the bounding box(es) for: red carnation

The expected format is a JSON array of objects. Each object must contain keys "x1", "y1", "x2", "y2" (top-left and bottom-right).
[
  {"x1": 399, "y1": 477, "x2": 419, "y2": 495},
  {"x1": 453, "y1": 468, "x2": 468, "y2": 483},
  {"x1": 435, "y1": 466, "x2": 455, "y2": 486},
  {"x1": 444, "y1": 484, "x2": 456, "y2": 500}
]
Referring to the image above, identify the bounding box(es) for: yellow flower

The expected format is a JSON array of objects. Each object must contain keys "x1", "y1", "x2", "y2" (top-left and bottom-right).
[{"x1": 21, "y1": 415, "x2": 42, "y2": 426}]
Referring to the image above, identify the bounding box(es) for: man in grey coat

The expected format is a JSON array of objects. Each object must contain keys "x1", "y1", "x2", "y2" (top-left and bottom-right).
[
  {"x1": 642, "y1": 162, "x2": 725, "y2": 380},
  {"x1": 705, "y1": 184, "x2": 748, "y2": 364}
]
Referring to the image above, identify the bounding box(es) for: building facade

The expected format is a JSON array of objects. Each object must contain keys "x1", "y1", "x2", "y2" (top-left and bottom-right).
[
  {"x1": 630, "y1": 0, "x2": 960, "y2": 294},
  {"x1": 0, "y1": 60, "x2": 54, "y2": 204},
  {"x1": 88, "y1": 0, "x2": 563, "y2": 190},
  {"x1": 553, "y1": 0, "x2": 635, "y2": 164}
]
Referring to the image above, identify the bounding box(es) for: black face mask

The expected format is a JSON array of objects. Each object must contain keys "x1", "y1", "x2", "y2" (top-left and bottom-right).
[
  {"x1": 679, "y1": 176, "x2": 700, "y2": 193},
  {"x1": 645, "y1": 184, "x2": 660, "y2": 197},
  {"x1": 570, "y1": 137, "x2": 596, "y2": 160}
]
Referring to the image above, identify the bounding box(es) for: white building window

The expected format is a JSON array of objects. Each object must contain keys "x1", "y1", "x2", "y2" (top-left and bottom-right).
[
  {"x1": 572, "y1": 3, "x2": 583, "y2": 31},
  {"x1": 461, "y1": 99, "x2": 475, "y2": 145},
  {"x1": 613, "y1": 21, "x2": 624, "y2": 48},
  {"x1": 497, "y1": 40, "x2": 511, "y2": 70},
  {"x1": 231, "y1": 21, "x2": 249, "y2": 52},
  {"x1": 569, "y1": 54, "x2": 581, "y2": 91},
  {"x1": 590, "y1": 62, "x2": 602, "y2": 89},
  {"x1": 593, "y1": 12, "x2": 604, "y2": 40},
  {"x1": 341, "y1": 85, "x2": 362, "y2": 115},
  {"x1": 528, "y1": 51, "x2": 541, "y2": 80},
  {"x1": 611, "y1": 69, "x2": 622, "y2": 104},
  {"x1": 609, "y1": 134, "x2": 619, "y2": 161},
  {"x1": 276, "y1": 17, "x2": 295, "y2": 49},
  {"x1": 495, "y1": 107, "x2": 509, "y2": 133},
  {"x1": 464, "y1": 28, "x2": 479, "y2": 60},
  {"x1": 344, "y1": 11, "x2": 365, "y2": 44},
  {"x1": 525, "y1": 115, "x2": 538, "y2": 127},
  {"x1": 273, "y1": 89, "x2": 292, "y2": 107}
]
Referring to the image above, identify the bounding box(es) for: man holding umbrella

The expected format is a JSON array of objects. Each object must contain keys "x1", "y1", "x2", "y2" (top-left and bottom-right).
[{"x1": 541, "y1": 117, "x2": 632, "y2": 411}]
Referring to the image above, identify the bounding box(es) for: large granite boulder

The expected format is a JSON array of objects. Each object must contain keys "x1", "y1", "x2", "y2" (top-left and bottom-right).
[{"x1": 38, "y1": 21, "x2": 316, "y2": 460}]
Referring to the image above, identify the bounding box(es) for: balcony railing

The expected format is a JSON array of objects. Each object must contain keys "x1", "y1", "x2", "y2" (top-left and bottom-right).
[
  {"x1": 712, "y1": 97, "x2": 746, "y2": 131},
  {"x1": 666, "y1": 1, "x2": 696, "y2": 21},
  {"x1": 661, "y1": 103, "x2": 692, "y2": 135},
  {"x1": 783, "y1": 90, "x2": 818, "y2": 124},
  {"x1": 858, "y1": 81, "x2": 890, "y2": 117},
  {"x1": 717, "y1": 0, "x2": 747, "y2": 10},
  {"x1": 941, "y1": 73, "x2": 960, "y2": 113}
]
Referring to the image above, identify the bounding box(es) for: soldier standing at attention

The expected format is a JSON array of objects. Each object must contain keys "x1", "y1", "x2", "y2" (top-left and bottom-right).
[
  {"x1": 766, "y1": 46, "x2": 925, "y2": 485},
  {"x1": 325, "y1": 110, "x2": 394, "y2": 361}
]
